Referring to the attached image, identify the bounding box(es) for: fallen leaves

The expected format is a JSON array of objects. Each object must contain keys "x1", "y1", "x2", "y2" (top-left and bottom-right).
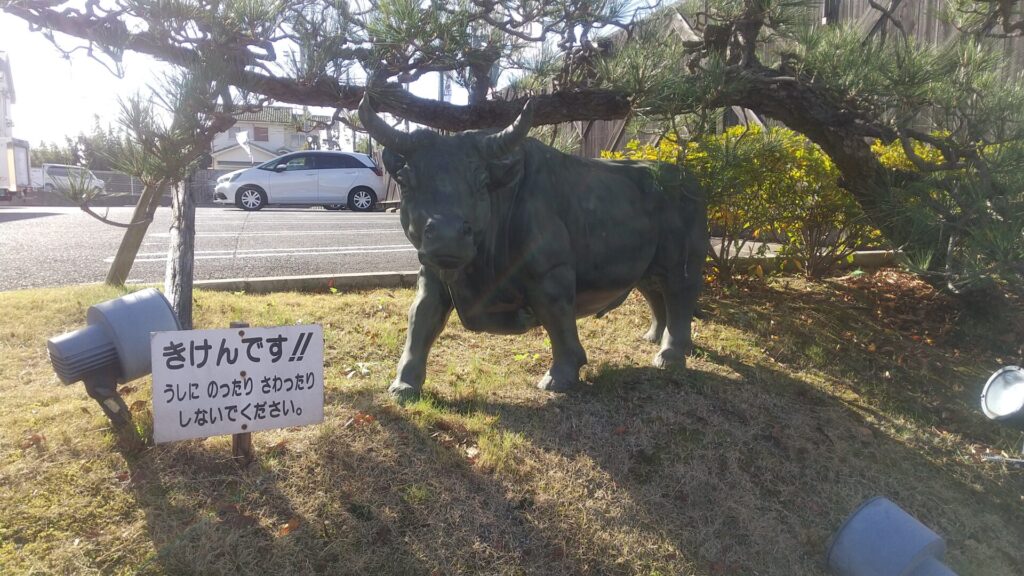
[
  {"x1": 345, "y1": 362, "x2": 374, "y2": 379},
  {"x1": 343, "y1": 411, "x2": 376, "y2": 428},
  {"x1": 216, "y1": 503, "x2": 259, "y2": 530},
  {"x1": 277, "y1": 516, "x2": 303, "y2": 537},
  {"x1": 19, "y1": 432, "x2": 45, "y2": 450}
]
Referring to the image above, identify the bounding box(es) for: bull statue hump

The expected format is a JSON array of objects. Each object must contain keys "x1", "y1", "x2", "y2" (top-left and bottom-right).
[{"x1": 359, "y1": 97, "x2": 709, "y2": 402}]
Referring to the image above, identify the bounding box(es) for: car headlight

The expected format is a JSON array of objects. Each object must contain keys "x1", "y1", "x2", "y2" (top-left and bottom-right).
[{"x1": 229, "y1": 173, "x2": 241, "y2": 182}]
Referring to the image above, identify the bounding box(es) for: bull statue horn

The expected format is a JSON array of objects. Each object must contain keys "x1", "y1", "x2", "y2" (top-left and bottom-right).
[
  {"x1": 358, "y1": 94, "x2": 414, "y2": 154},
  {"x1": 484, "y1": 99, "x2": 535, "y2": 158}
]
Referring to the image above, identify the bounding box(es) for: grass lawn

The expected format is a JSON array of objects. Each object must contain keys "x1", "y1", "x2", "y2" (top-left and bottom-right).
[{"x1": 0, "y1": 271, "x2": 1022, "y2": 575}]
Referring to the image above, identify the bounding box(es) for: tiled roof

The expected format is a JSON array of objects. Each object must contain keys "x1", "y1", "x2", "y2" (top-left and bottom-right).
[
  {"x1": 231, "y1": 106, "x2": 295, "y2": 124},
  {"x1": 224, "y1": 106, "x2": 336, "y2": 129}
]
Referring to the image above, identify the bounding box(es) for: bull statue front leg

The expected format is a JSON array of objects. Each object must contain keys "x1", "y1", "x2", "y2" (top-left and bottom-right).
[
  {"x1": 527, "y1": 264, "x2": 588, "y2": 391},
  {"x1": 391, "y1": 268, "x2": 453, "y2": 403}
]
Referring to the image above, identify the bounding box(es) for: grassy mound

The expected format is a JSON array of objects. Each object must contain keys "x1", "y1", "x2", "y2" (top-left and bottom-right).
[{"x1": 0, "y1": 272, "x2": 1021, "y2": 575}]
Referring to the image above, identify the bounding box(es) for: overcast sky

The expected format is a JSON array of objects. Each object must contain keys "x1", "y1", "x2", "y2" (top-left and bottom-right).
[
  {"x1": 0, "y1": 12, "x2": 461, "y2": 147},
  {"x1": 0, "y1": 13, "x2": 173, "y2": 144}
]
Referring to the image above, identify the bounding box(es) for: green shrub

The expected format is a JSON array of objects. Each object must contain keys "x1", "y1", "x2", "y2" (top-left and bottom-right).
[{"x1": 604, "y1": 126, "x2": 881, "y2": 280}]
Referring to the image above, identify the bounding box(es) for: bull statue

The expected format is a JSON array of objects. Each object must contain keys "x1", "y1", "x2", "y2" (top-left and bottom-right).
[{"x1": 359, "y1": 97, "x2": 708, "y2": 402}]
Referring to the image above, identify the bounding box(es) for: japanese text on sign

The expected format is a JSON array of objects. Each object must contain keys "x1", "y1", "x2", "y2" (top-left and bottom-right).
[{"x1": 151, "y1": 324, "x2": 324, "y2": 443}]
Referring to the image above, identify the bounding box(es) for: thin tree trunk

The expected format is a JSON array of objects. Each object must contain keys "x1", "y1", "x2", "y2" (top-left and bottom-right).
[
  {"x1": 164, "y1": 181, "x2": 195, "y2": 329},
  {"x1": 105, "y1": 179, "x2": 168, "y2": 286}
]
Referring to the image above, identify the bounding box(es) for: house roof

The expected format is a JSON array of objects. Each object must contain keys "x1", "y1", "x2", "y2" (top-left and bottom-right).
[
  {"x1": 210, "y1": 141, "x2": 288, "y2": 158},
  {"x1": 223, "y1": 106, "x2": 335, "y2": 129},
  {"x1": 232, "y1": 107, "x2": 295, "y2": 124},
  {"x1": 0, "y1": 52, "x2": 15, "y2": 104}
]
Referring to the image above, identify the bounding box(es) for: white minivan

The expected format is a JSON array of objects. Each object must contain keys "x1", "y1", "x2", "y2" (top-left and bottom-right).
[
  {"x1": 213, "y1": 151, "x2": 386, "y2": 211},
  {"x1": 31, "y1": 164, "x2": 106, "y2": 195}
]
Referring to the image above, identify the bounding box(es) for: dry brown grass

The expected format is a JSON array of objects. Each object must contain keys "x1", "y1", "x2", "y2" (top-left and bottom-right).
[{"x1": 1, "y1": 272, "x2": 1022, "y2": 575}]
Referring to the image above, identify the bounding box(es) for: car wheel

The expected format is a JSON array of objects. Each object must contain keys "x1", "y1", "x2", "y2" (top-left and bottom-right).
[
  {"x1": 236, "y1": 186, "x2": 267, "y2": 211},
  {"x1": 43, "y1": 184, "x2": 55, "y2": 194},
  {"x1": 347, "y1": 187, "x2": 377, "y2": 212},
  {"x1": 323, "y1": 204, "x2": 345, "y2": 211}
]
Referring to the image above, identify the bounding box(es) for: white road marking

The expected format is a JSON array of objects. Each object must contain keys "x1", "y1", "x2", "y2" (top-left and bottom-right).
[{"x1": 111, "y1": 244, "x2": 417, "y2": 263}]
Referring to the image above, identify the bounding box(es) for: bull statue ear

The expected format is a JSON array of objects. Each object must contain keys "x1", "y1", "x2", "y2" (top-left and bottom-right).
[
  {"x1": 483, "y1": 99, "x2": 535, "y2": 159},
  {"x1": 382, "y1": 148, "x2": 407, "y2": 177}
]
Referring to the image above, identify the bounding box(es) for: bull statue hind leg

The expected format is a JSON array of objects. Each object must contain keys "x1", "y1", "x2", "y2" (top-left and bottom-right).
[
  {"x1": 652, "y1": 234, "x2": 708, "y2": 369},
  {"x1": 637, "y1": 281, "x2": 667, "y2": 344}
]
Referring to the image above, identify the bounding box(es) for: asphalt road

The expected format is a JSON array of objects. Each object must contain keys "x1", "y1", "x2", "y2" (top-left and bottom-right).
[{"x1": 0, "y1": 206, "x2": 420, "y2": 291}]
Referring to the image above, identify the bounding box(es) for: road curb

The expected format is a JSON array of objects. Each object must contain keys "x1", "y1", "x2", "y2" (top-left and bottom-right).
[
  {"x1": 192, "y1": 251, "x2": 898, "y2": 294},
  {"x1": 195, "y1": 271, "x2": 420, "y2": 293}
]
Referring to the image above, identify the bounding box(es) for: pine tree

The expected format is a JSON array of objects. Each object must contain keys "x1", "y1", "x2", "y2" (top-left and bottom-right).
[{"x1": 4, "y1": 0, "x2": 1022, "y2": 297}]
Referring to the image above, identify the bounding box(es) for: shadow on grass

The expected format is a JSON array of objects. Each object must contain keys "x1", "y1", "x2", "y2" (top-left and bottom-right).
[
  {"x1": 706, "y1": 277, "x2": 1023, "y2": 446},
  {"x1": 114, "y1": 394, "x2": 616, "y2": 575},
  {"x1": 115, "y1": 437, "x2": 306, "y2": 574},
  {"x1": 429, "y1": 354, "x2": 1024, "y2": 575}
]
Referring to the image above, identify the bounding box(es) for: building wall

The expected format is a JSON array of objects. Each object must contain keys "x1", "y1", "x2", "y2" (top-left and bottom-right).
[
  {"x1": 0, "y1": 55, "x2": 12, "y2": 140},
  {"x1": 213, "y1": 145, "x2": 277, "y2": 169},
  {"x1": 212, "y1": 121, "x2": 312, "y2": 154}
]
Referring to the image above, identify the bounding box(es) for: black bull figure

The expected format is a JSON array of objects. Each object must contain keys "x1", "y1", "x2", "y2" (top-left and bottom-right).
[{"x1": 359, "y1": 98, "x2": 709, "y2": 401}]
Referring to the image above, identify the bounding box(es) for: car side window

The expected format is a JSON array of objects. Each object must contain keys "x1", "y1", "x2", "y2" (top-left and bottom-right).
[
  {"x1": 282, "y1": 155, "x2": 314, "y2": 171},
  {"x1": 47, "y1": 166, "x2": 68, "y2": 177},
  {"x1": 316, "y1": 154, "x2": 364, "y2": 169}
]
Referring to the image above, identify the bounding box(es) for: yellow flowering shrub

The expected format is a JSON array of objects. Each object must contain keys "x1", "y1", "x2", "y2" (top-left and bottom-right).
[
  {"x1": 604, "y1": 126, "x2": 882, "y2": 279},
  {"x1": 870, "y1": 138, "x2": 946, "y2": 171}
]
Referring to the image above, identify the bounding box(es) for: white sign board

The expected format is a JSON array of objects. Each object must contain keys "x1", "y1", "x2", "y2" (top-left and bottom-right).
[{"x1": 150, "y1": 324, "x2": 324, "y2": 444}]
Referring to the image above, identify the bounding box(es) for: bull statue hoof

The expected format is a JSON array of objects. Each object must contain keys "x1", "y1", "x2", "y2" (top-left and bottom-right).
[
  {"x1": 653, "y1": 348, "x2": 688, "y2": 370},
  {"x1": 536, "y1": 370, "x2": 578, "y2": 392},
  {"x1": 388, "y1": 381, "x2": 420, "y2": 404},
  {"x1": 642, "y1": 326, "x2": 663, "y2": 344}
]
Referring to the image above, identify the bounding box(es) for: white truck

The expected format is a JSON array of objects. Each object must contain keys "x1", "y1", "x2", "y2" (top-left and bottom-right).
[{"x1": 0, "y1": 137, "x2": 31, "y2": 201}]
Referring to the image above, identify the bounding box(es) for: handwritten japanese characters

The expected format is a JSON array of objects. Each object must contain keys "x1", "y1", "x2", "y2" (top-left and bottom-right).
[{"x1": 151, "y1": 325, "x2": 324, "y2": 443}]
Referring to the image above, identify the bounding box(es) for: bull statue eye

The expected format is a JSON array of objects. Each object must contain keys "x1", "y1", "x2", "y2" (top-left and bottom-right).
[{"x1": 396, "y1": 167, "x2": 416, "y2": 189}]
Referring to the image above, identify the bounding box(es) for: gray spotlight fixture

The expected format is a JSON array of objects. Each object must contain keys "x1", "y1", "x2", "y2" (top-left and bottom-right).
[
  {"x1": 980, "y1": 366, "x2": 1024, "y2": 429},
  {"x1": 47, "y1": 289, "x2": 180, "y2": 428},
  {"x1": 828, "y1": 496, "x2": 957, "y2": 576},
  {"x1": 978, "y1": 366, "x2": 1024, "y2": 466}
]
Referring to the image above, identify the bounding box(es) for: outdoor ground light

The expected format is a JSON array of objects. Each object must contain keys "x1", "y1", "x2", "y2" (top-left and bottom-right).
[
  {"x1": 978, "y1": 366, "x2": 1024, "y2": 466},
  {"x1": 980, "y1": 366, "x2": 1024, "y2": 428},
  {"x1": 827, "y1": 496, "x2": 956, "y2": 576},
  {"x1": 47, "y1": 288, "x2": 180, "y2": 429}
]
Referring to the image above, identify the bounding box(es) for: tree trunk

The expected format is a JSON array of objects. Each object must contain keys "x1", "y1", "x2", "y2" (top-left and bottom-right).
[
  {"x1": 105, "y1": 179, "x2": 168, "y2": 286},
  {"x1": 164, "y1": 181, "x2": 195, "y2": 329}
]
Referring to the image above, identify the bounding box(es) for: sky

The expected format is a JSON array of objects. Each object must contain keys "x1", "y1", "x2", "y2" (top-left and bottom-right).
[
  {"x1": 0, "y1": 13, "x2": 174, "y2": 144},
  {"x1": 0, "y1": 12, "x2": 462, "y2": 147}
]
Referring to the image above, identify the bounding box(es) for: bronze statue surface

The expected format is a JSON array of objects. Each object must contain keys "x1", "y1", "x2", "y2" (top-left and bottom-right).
[{"x1": 360, "y1": 98, "x2": 708, "y2": 401}]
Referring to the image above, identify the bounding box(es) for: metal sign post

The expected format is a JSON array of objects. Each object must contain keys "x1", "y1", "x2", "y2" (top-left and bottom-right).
[{"x1": 229, "y1": 322, "x2": 256, "y2": 466}]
